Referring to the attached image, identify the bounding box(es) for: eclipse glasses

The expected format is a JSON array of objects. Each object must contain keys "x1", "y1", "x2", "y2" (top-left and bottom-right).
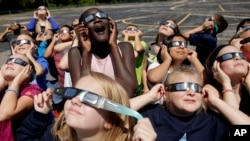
[{"x1": 53, "y1": 87, "x2": 143, "y2": 120}]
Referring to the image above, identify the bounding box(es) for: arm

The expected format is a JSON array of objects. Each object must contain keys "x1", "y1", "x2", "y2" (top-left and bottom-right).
[
  {"x1": 25, "y1": 44, "x2": 45, "y2": 76},
  {"x1": 16, "y1": 89, "x2": 54, "y2": 141},
  {"x1": 130, "y1": 84, "x2": 164, "y2": 111},
  {"x1": 133, "y1": 118, "x2": 157, "y2": 141},
  {"x1": 213, "y1": 61, "x2": 239, "y2": 109},
  {"x1": 134, "y1": 31, "x2": 145, "y2": 55},
  {"x1": 44, "y1": 34, "x2": 59, "y2": 58},
  {"x1": 26, "y1": 18, "x2": 37, "y2": 32},
  {"x1": 147, "y1": 45, "x2": 171, "y2": 84},
  {"x1": 0, "y1": 26, "x2": 12, "y2": 42},
  {"x1": 58, "y1": 51, "x2": 69, "y2": 70},
  {"x1": 0, "y1": 66, "x2": 34, "y2": 121},
  {"x1": 53, "y1": 41, "x2": 72, "y2": 52},
  {"x1": 187, "y1": 49, "x2": 204, "y2": 73},
  {"x1": 203, "y1": 84, "x2": 250, "y2": 124},
  {"x1": 142, "y1": 55, "x2": 150, "y2": 93},
  {"x1": 48, "y1": 17, "x2": 59, "y2": 31}
]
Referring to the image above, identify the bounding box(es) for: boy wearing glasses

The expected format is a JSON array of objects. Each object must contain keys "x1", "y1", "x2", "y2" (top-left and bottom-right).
[
  {"x1": 183, "y1": 14, "x2": 228, "y2": 64},
  {"x1": 122, "y1": 25, "x2": 147, "y2": 95}
]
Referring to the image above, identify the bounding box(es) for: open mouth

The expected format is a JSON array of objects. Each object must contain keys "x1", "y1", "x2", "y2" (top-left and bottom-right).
[{"x1": 94, "y1": 26, "x2": 106, "y2": 33}]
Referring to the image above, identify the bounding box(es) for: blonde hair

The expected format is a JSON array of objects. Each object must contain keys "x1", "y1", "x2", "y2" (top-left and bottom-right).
[
  {"x1": 35, "y1": 20, "x2": 52, "y2": 34},
  {"x1": 52, "y1": 71, "x2": 134, "y2": 141}
]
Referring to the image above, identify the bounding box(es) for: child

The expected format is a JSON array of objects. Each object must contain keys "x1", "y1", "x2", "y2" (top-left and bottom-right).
[
  {"x1": 131, "y1": 65, "x2": 250, "y2": 141},
  {"x1": 122, "y1": 24, "x2": 147, "y2": 95},
  {"x1": 183, "y1": 14, "x2": 228, "y2": 64},
  {"x1": 16, "y1": 71, "x2": 156, "y2": 141}
]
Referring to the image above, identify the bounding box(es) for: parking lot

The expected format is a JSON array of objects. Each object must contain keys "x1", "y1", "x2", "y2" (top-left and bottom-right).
[{"x1": 0, "y1": 0, "x2": 249, "y2": 65}]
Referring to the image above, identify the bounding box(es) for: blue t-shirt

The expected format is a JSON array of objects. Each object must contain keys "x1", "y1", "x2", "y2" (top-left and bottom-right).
[
  {"x1": 139, "y1": 104, "x2": 229, "y2": 141},
  {"x1": 189, "y1": 32, "x2": 217, "y2": 64}
]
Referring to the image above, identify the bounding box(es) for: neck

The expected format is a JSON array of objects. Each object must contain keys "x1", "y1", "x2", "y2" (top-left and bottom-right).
[{"x1": 91, "y1": 43, "x2": 110, "y2": 58}]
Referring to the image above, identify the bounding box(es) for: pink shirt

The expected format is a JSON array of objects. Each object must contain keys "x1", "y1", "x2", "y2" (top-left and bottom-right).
[
  {"x1": 0, "y1": 84, "x2": 42, "y2": 141},
  {"x1": 91, "y1": 54, "x2": 115, "y2": 79}
]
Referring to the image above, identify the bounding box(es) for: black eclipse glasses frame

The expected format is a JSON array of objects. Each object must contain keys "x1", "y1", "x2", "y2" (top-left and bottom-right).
[
  {"x1": 83, "y1": 12, "x2": 108, "y2": 24},
  {"x1": 216, "y1": 52, "x2": 246, "y2": 63},
  {"x1": 53, "y1": 87, "x2": 143, "y2": 120},
  {"x1": 5, "y1": 58, "x2": 28, "y2": 67},
  {"x1": 165, "y1": 82, "x2": 202, "y2": 93}
]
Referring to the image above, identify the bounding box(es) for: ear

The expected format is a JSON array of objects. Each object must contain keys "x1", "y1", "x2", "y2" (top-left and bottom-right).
[{"x1": 104, "y1": 122, "x2": 111, "y2": 129}]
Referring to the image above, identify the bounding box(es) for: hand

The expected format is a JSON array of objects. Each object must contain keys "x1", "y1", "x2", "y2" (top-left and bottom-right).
[
  {"x1": 72, "y1": 19, "x2": 79, "y2": 29},
  {"x1": 133, "y1": 118, "x2": 157, "y2": 141},
  {"x1": 33, "y1": 11, "x2": 38, "y2": 19},
  {"x1": 202, "y1": 19, "x2": 213, "y2": 30},
  {"x1": 187, "y1": 49, "x2": 198, "y2": 62},
  {"x1": 26, "y1": 42, "x2": 37, "y2": 59},
  {"x1": 212, "y1": 61, "x2": 231, "y2": 85},
  {"x1": 145, "y1": 83, "x2": 165, "y2": 102},
  {"x1": 135, "y1": 30, "x2": 143, "y2": 38},
  {"x1": 108, "y1": 17, "x2": 118, "y2": 46},
  {"x1": 241, "y1": 63, "x2": 250, "y2": 88},
  {"x1": 122, "y1": 30, "x2": 128, "y2": 38},
  {"x1": 11, "y1": 65, "x2": 33, "y2": 86},
  {"x1": 202, "y1": 84, "x2": 220, "y2": 112},
  {"x1": 46, "y1": 9, "x2": 51, "y2": 19},
  {"x1": 5, "y1": 26, "x2": 12, "y2": 33},
  {"x1": 53, "y1": 33, "x2": 59, "y2": 42},
  {"x1": 75, "y1": 22, "x2": 91, "y2": 52},
  {"x1": 160, "y1": 44, "x2": 171, "y2": 62},
  {"x1": 34, "y1": 89, "x2": 53, "y2": 114},
  {"x1": 230, "y1": 38, "x2": 243, "y2": 49}
]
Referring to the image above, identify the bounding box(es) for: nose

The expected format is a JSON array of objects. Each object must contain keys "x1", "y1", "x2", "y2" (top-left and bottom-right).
[
  {"x1": 71, "y1": 96, "x2": 83, "y2": 107},
  {"x1": 234, "y1": 56, "x2": 241, "y2": 61},
  {"x1": 186, "y1": 88, "x2": 195, "y2": 96}
]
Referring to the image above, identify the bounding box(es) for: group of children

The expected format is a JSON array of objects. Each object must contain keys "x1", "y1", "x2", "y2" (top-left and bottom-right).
[{"x1": 0, "y1": 4, "x2": 250, "y2": 141}]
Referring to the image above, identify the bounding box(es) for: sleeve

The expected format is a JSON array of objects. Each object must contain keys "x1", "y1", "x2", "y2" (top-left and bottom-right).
[
  {"x1": 15, "y1": 110, "x2": 53, "y2": 141},
  {"x1": 26, "y1": 18, "x2": 37, "y2": 32},
  {"x1": 141, "y1": 41, "x2": 147, "y2": 49},
  {"x1": 48, "y1": 17, "x2": 59, "y2": 32}
]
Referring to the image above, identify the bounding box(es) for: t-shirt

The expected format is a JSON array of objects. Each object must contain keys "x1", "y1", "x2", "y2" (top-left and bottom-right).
[{"x1": 139, "y1": 104, "x2": 229, "y2": 141}]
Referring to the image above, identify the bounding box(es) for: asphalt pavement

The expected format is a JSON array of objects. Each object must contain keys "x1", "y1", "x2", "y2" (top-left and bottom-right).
[{"x1": 0, "y1": 0, "x2": 249, "y2": 65}]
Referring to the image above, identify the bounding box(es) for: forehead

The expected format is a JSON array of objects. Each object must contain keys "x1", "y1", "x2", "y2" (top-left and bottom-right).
[
  {"x1": 38, "y1": 6, "x2": 46, "y2": 9},
  {"x1": 75, "y1": 76, "x2": 106, "y2": 97},
  {"x1": 171, "y1": 73, "x2": 201, "y2": 84},
  {"x1": 17, "y1": 34, "x2": 32, "y2": 40},
  {"x1": 60, "y1": 26, "x2": 70, "y2": 30},
  {"x1": 84, "y1": 8, "x2": 102, "y2": 16},
  {"x1": 172, "y1": 36, "x2": 186, "y2": 41},
  {"x1": 126, "y1": 25, "x2": 137, "y2": 28},
  {"x1": 218, "y1": 45, "x2": 241, "y2": 56}
]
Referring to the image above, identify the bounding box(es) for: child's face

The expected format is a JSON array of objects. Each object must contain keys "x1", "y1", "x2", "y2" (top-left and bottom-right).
[
  {"x1": 165, "y1": 73, "x2": 203, "y2": 117},
  {"x1": 59, "y1": 27, "x2": 72, "y2": 42},
  {"x1": 158, "y1": 20, "x2": 176, "y2": 37},
  {"x1": 64, "y1": 76, "x2": 110, "y2": 133},
  {"x1": 216, "y1": 45, "x2": 248, "y2": 79},
  {"x1": 168, "y1": 36, "x2": 188, "y2": 61}
]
